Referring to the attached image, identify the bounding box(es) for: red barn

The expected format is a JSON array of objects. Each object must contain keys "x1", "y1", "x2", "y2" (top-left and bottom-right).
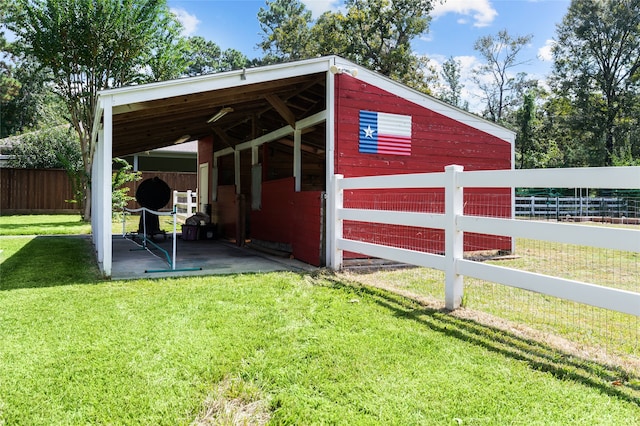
[{"x1": 92, "y1": 56, "x2": 514, "y2": 277}]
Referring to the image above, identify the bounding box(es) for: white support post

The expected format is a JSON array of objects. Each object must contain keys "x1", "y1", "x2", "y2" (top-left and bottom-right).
[
  {"x1": 172, "y1": 211, "x2": 177, "y2": 271},
  {"x1": 293, "y1": 129, "x2": 302, "y2": 192},
  {"x1": 445, "y1": 165, "x2": 464, "y2": 310},
  {"x1": 330, "y1": 174, "x2": 344, "y2": 269},
  {"x1": 325, "y1": 66, "x2": 336, "y2": 267},
  {"x1": 101, "y1": 100, "x2": 113, "y2": 277},
  {"x1": 93, "y1": 129, "x2": 103, "y2": 261}
]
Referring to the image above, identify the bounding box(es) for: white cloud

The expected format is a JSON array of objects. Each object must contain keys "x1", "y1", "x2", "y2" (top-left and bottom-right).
[
  {"x1": 432, "y1": 0, "x2": 498, "y2": 28},
  {"x1": 538, "y1": 39, "x2": 555, "y2": 62},
  {"x1": 171, "y1": 7, "x2": 200, "y2": 37},
  {"x1": 301, "y1": 0, "x2": 343, "y2": 18}
]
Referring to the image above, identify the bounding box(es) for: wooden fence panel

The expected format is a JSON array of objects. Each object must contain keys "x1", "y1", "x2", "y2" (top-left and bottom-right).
[
  {"x1": 1, "y1": 168, "x2": 197, "y2": 214},
  {"x1": 124, "y1": 172, "x2": 197, "y2": 210},
  {"x1": 1, "y1": 168, "x2": 76, "y2": 214}
]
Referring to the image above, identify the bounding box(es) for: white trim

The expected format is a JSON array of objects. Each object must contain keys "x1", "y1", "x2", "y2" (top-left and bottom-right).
[
  {"x1": 325, "y1": 65, "x2": 337, "y2": 266},
  {"x1": 102, "y1": 57, "x2": 334, "y2": 108},
  {"x1": 331, "y1": 57, "x2": 515, "y2": 143},
  {"x1": 101, "y1": 100, "x2": 113, "y2": 277}
]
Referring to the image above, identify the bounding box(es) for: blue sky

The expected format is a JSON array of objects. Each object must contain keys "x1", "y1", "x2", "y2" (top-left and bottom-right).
[{"x1": 168, "y1": 0, "x2": 570, "y2": 111}]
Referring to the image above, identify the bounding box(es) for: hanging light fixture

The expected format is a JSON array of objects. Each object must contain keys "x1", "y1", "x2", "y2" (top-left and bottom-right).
[
  {"x1": 207, "y1": 107, "x2": 234, "y2": 123},
  {"x1": 174, "y1": 135, "x2": 191, "y2": 144}
]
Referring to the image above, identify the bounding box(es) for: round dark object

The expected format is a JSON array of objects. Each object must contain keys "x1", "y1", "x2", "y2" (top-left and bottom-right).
[{"x1": 136, "y1": 177, "x2": 171, "y2": 210}]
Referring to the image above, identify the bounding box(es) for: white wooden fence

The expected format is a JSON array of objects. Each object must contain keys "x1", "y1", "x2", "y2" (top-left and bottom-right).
[
  {"x1": 172, "y1": 189, "x2": 197, "y2": 222},
  {"x1": 515, "y1": 196, "x2": 637, "y2": 219},
  {"x1": 331, "y1": 166, "x2": 640, "y2": 316}
]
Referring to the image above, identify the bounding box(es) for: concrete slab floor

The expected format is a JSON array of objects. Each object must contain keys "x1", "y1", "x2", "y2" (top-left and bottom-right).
[{"x1": 110, "y1": 234, "x2": 316, "y2": 280}]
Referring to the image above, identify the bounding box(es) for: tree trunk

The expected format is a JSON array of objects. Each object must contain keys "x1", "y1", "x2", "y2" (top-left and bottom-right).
[{"x1": 84, "y1": 185, "x2": 92, "y2": 223}]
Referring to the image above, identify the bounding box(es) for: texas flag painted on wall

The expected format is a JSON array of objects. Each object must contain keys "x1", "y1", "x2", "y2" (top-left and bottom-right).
[{"x1": 359, "y1": 110, "x2": 412, "y2": 156}]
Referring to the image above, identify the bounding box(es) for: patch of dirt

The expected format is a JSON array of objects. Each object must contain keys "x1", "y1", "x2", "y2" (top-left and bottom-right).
[{"x1": 192, "y1": 376, "x2": 271, "y2": 426}]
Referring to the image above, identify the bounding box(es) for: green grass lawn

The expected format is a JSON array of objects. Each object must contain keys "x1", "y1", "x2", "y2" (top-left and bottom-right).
[
  {"x1": 1, "y1": 217, "x2": 639, "y2": 424},
  {"x1": 0, "y1": 214, "x2": 92, "y2": 235},
  {"x1": 0, "y1": 213, "x2": 179, "y2": 237},
  {"x1": 347, "y1": 237, "x2": 639, "y2": 358}
]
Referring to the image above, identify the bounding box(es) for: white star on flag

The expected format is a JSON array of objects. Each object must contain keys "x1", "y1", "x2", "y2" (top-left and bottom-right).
[{"x1": 363, "y1": 125, "x2": 376, "y2": 138}]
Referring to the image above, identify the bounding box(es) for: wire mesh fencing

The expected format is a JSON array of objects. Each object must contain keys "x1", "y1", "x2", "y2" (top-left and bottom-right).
[{"x1": 340, "y1": 189, "x2": 639, "y2": 368}]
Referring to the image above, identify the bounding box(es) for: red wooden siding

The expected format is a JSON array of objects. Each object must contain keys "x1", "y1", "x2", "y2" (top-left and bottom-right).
[
  {"x1": 250, "y1": 178, "x2": 323, "y2": 266},
  {"x1": 251, "y1": 178, "x2": 294, "y2": 244},
  {"x1": 291, "y1": 190, "x2": 323, "y2": 266},
  {"x1": 212, "y1": 185, "x2": 237, "y2": 239},
  {"x1": 335, "y1": 74, "x2": 512, "y2": 255}
]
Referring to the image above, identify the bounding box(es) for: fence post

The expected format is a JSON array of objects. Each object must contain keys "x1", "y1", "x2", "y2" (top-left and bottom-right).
[
  {"x1": 173, "y1": 190, "x2": 178, "y2": 213},
  {"x1": 445, "y1": 165, "x2": 464, "y2": 310},
  {"x1": 330, "y1": 174, "x2": 344, "y2": 270},
  {"x1": 530, "y1": 196, "x2": 535, "y2": 218},
  {"x1": 187, "y1": 190, "x2": 193, "y2": 214}
]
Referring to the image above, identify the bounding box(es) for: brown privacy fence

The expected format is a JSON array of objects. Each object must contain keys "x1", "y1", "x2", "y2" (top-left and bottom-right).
[
  {"x1": 1, "y1": 168, "x2": 197, "y2": 215},
  {"x1": 123, "y1": 172, "x2": 197, "y2": 210},
  {"x1": 1, "y1": 168, "x2": 76, "y2": 214}
]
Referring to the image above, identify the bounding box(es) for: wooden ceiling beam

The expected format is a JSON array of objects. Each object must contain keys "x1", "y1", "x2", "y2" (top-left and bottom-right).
[{"x1": 265, "y1": 94, "x2": 296, "y2": 128}]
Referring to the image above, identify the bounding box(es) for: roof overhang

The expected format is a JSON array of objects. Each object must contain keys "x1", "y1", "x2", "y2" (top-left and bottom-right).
[{"x1": 96, "y1": 56, "x2": 337, "y2": 158}]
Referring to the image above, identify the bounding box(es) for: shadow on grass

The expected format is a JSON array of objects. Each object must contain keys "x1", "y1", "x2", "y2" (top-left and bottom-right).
[
  {"x1": 0, "y1": 236, "x2": 103, "y2": 290},
  {"x1": 323, "y1": 275, "x2": 640, "y2": 407}
]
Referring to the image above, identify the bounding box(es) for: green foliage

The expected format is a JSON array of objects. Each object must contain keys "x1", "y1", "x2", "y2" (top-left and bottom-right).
[
  {"x1": 7, "y1": 0, "x2": 189, "y2": 220},
  {"x1": 0, "y1": 0, "x2": 21, "y2": 104},
  {"x1": 112, "y1": 158, "x2": 141, "y2": 214},
  {"x1": 437, "y1": 56, "x2": 468, "y2": 110},
  {"x1": 515, "y1": 92, "x2": 539, "y2": 168},
  {"x1": 184, "y1": 36, "x2": 250, "y2": 76},
  {"x1": 257, "y1": 0, "x2": 313, "y2": 63},
  {"x1": 257, "y1": 0, "x2": 437, "y2": 92},
  {"x1": 145, "y1": 10, "x2": 191, "y2": 81},
  {"x1": 5, "y1": 125, "x2": 81, "y2": 169},
  {"x1": 551, "y1": 0, "x2": 640, "y2": 166}
]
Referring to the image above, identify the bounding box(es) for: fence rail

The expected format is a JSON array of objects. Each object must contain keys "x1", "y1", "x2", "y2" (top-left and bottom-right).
[
  {"x1": 331, "y1": 166, "x2": 640, "y2": 317},
  {"x1": 173, "y1": 189, "x2": 197, "y2": 222},
  {"x1": 515, "y1": 196, "x2": 639, "y2": 219}
]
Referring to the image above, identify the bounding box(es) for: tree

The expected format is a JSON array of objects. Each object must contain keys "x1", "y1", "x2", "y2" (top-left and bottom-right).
[
  {"x1": 515, "y1": 92, "x2": 539, "y2": 168},
  {"x1": 184, "y1": 37, "x2": 250, "y2": 76},
  {"x1": 473, "y1": 30, "x2": 535, "y2": 123},
  {"x1": 437, "y1": 56, "x2": 468, "y2": 110},
  {"x1": 7, "y1": 0, "x2": 188, "y2": 220},
  {"x1": 551, "y1": 0, "x2": 640, "y2": 166},
  {"x1": 257, "y1": 0, "x2": 437, "y2": 92},
  {"x1": 341, "y1": 0, "x2": 435, "y2": 88},
  {"x1": 5, "y1": 125, "x2": 82, "y2": 169},
  {"x1": 257, "y1": 0, "x2": 313, "y2": 64}
]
